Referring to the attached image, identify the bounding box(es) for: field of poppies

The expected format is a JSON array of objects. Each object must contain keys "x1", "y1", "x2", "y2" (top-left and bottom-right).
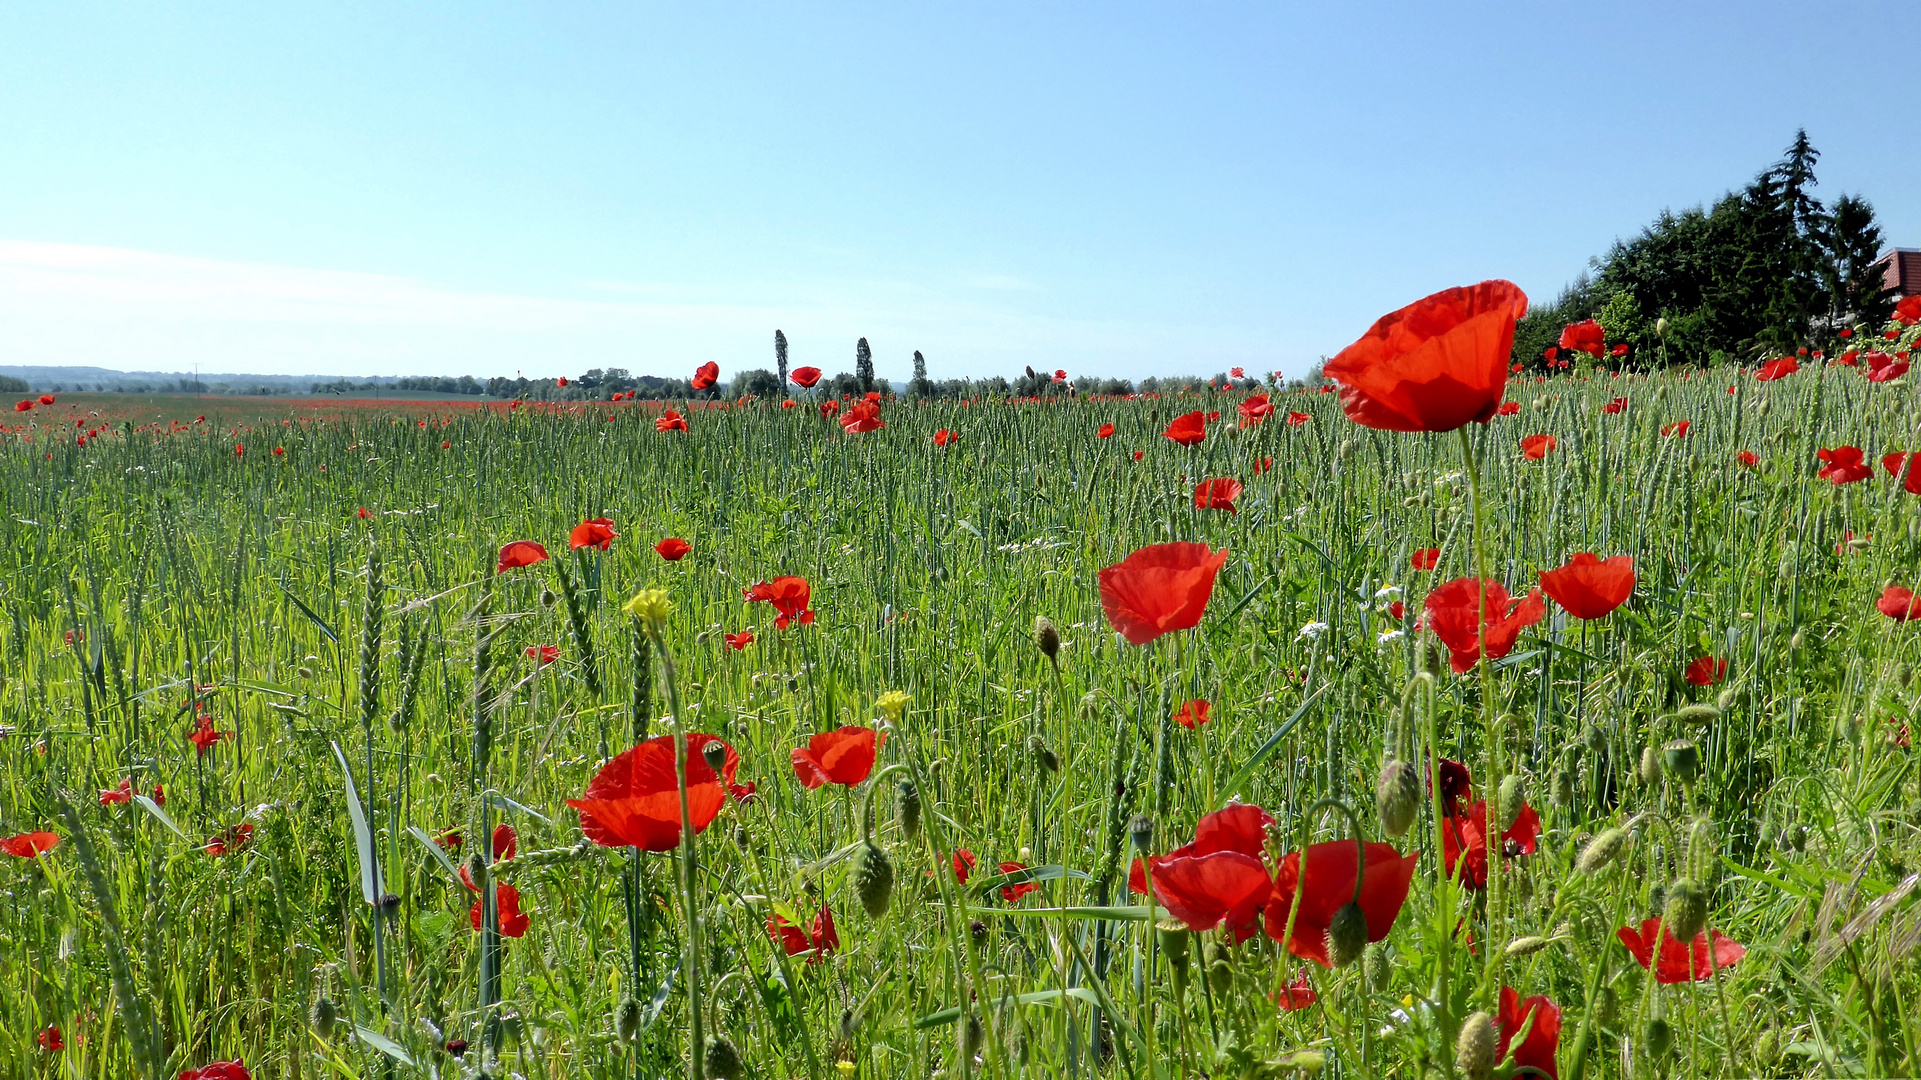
[{"x1": 5, "y1": 282, "x2": 1921, "y2": 1080}]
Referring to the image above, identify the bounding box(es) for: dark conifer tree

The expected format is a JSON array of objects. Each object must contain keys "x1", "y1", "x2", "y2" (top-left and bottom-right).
[
  {"x1": 856, "y1": 338, "x2": 874, "y2": 394},
  {"x1": 775, "y1": 329, "x2": 789, "y2": 388}
]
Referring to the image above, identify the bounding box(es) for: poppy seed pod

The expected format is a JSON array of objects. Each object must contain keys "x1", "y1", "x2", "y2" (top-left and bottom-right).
[
  {"x1": 1644, "y1": 1016, "x2": 1674, "y2": 1059},
  {"x1": 1639, "y1": 745, "x2": 1664, "y2": 786},
  {"x1": 1456, "y1": 1010, "x2": 1497, "y2": 1079},
  {"x1": 704, "y1": 1035, "x2": 744, "y2": 1080},
  {"x1": 896, "y1": 777, "x2": 921, "y2": 842},
  {"x1": 1496, "y1": 775, "x2": 1525, "y2": 832},
  {"x1": 1662, "y1": 739, "x2": 1701, "y2": 785},
  {"x1": 1375, "y1": 759, "x2": 1421, "y2": 837},
  {"x1": 852, "y1": 841, "x2": 895, "y2": 918},
  {"x1": 1325, "y1": 902, "x2": 1369, "y2": 968},
  {"x1": 702, "y1": 739, "x2": 728, "y2": 775},
  {"x1": 1577, "y1": 827, "x2": 1629, "y2": 875},
  {"x1": 1663, "y1": 878, "x2": 1709, "y2": 943},
  {"x1": 1128, "y1": 814, "x2": 1154, "y2": 855},
  {"x1": 309, "y1": 996, "x2": 340, "y2": 1040},
  {"x1": 1032, "y1": 616, "x2": 1060, "y2": 662},
  {"x1": 1156, "y1": 919, "x2": 1191, "y2": 983}
]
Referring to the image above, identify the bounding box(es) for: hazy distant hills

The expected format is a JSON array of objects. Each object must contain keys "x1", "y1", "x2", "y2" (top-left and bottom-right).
[{"x1": 0, "y1": 365, "x2": 412, "y2": 394}]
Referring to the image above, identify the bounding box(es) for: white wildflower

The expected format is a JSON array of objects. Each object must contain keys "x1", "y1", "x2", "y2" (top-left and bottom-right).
[{"x1": 1297, "y1": 621, "x2": 1330, "y2": 642}]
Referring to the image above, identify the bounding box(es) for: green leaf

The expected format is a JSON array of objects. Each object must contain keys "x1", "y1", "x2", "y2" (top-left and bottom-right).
[
  {"x1": 969, "y1": 863, "x2": 1090, "y2": 898},
  {"x1": 916, "y1": 987, "x2": 1100, "y2": 1028},
  {"x1": 1216, "y1": 682, "x2": 1329, "y2": 804},
  {"x1": 277, "y1": 577, "x2": 340, "y2": 643},
  {"x1": 641, "y1": 959, "x2": 679, "y2": 1033},
  {"x1": 407, "y1": 825, "x2": 464, "y2": 886},
  {"x1": 972, "y1": 904, "x2": 1156, "y2": 921},
  {"x1": 353, "y1": 1025, "x2": 417, "y2": 1067},
  {"x1": 330, "y1": 741, "x2": 380, "y2": 906},
  {"x1": 132, "y1": 794, "x2": 187, "y2": 840},
  {"x1": 484, "y1": 791, "x2": 552, "y2": 824}
]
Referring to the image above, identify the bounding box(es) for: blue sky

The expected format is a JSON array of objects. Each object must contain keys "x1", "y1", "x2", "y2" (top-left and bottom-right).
[{"x1": 2, "y1": 2, "x2": 1916, "y2": 382}]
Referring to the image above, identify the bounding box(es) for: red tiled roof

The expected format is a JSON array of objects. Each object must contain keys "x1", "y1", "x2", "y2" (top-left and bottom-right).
[{"x1": 1880, "y1": 249, "x2": 1921, "y2": 298}]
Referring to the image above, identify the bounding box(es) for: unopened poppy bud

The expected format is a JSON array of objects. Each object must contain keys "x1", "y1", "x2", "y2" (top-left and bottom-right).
[
  {"x1": 1032, "y1": 616, "x2": 1060, "y2": 662},
  {"x1": 1280, "y1": 1049, "x2": 1328, "y2": 1072},
  {"x1": 1505, "y1": 935, "x2": 1550, "y2": 957},
  {"x1": 1788, "y1": 823, "x2": 1808, "y2": 852},
  {"x1": 1456, "y1": 1010, "x2": 1497, "y2": 1079},
  {"x1": 702, "y1": 739, "x2": 728, "y2": 774},
  {"x1": 1756, "y1": 398, "x2": 1771, "y2": 417},
  {"x1": 1584, "y1": 723, "x2": 1607, "y2": 755},
  {"x1": 1551, "y1": 770, "x2": 1575, "y2": 807},
  {"x1": 539, "y1": 588, "x2": 558, "y2": 609},
  {"x1": 1325, "y1": 902, "x2": 1368, "y2": 968},
  {"x1": 1128, "y1": 815, "x2": 1154, "y2": 855},
  {"x1": 1662, "y1": 739, "x2": 1700, "y2": 785},
  {"x1": 957, "y1": 1014, "x2": 984, "y2": 1060},
  {"x1": 1655, "y1": 316, "x2": 1670, "y2": 339},
  {"x1": 896, "y1": 777, "x2": 921, "y2": 841},
  {"x1": 1687, "y1": 817, "x2": 1719, "y2": 881},
  {"x1": 1364, "y1": 942, "x2": 1390, "y2": 991},
  {"x1": 704, "y1": 1035, "x2": 744, "y2": 1080},
  {"x1": 1675, "y1": 704, "x2": 1720, "y2": 727},
  {"x1": 1663, "y1": 878, "x2": 1709, "y2": 943},
  {"x1": 1578, "y1": 827, "x2": 1629, "y2": 875},
  {"x1": 1496, "y1": 775, "x2": 1524, "y2": 831},
  {"x1": 852, "y1": 841, "x2": 895, "y2": 918},
  {"x1": 1376, "y1": 759, "x2": 1421, "y2": 837},
  {"x1": 296, "y1": 665, "x2": 315, "y2": 680},
  {"x1": 1338, "y1": 439, "x2": 1355, "y2": 461},
  {"x1": 1029, "y1": 735, "x2": 1059, "y2": 773},
  {"x1": 1207, "y1": 957, "x2": 1233, "y2": 996},
  {"x1": 1898, "y1": 662, "x2": 1916, "y2": 688},
  {"x1": 1643, "y1": 1016, "x2": 1674, "y2": 1059},
  {"x1": 1754, "y1": 1027, "x2": 1780, "y2": 1066},
  {"x1": 1639, "y1": 745, "x2": 1663, "y2": 786},
  {"x1": 1715, "y1": 686, "x2": 1740, "y2": 710},
  {"x1": 309, "y1": 996, "x2": 340, "y2": 1040}
]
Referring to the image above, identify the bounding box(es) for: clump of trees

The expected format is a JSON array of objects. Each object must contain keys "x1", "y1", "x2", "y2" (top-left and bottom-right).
[{"x1": 1515, "y1": 130, "x2": 1892, "y2": 369}]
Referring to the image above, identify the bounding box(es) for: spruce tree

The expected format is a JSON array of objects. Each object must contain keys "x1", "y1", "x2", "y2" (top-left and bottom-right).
[
  {"x1": 909, "y1": 350, "x2": 931, "y2": 398},
  {"x1": 856, "y1": 338, "x2": 874, "y2": 394},
  {"x1": 775, "y1": 329, "x2": 789, "y2": 388}
]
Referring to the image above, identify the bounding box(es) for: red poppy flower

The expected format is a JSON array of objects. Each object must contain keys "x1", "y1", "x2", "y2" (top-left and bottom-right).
[
  {"x1": 1683, "y1": 656, "x2": 1726, "y2": 686},
  {"x1": 1053, "y1": 369, "x2": 1068, "y2": 383},
  {"x1": 1736, "y1": 450, "x2": 1759, "y2": 468},
  {"x1": 234, "y1": 444, "x2": 245, "y2": 456},
  {"x1": 152, "y1": 784, "x2": 165, "y2": 807},
  {"x1": 522, "y1": 643, "x2": 559, "y2": 667},
  {"x1": 768, "y1": 902, "x2": 839, "y2": 962},
  {"x1": 570, "y1": 517, "x2": 617, "y2": 550},
  {"x1": 1661, "y1": 420, "x2": 1690, "y2": 437},
  {"x1": 1539, "y1": 553, "x2": 1635, "y2": 619},
  {"x1": 1097, "y1": 542, "x2": 1230, "y2": 646},
  {"x1": 996, "y1": 861, "x2": 1040, "y2": 903},
  {"x1": 1193, "y1": 478, "x2": 1244, "y2": 513},
  {"x1": 1274, "y1": 970, "x2": 1317, "y2": 1011},
  {"x1": 556, "y1": 376, "x2": 570, "y2": 388},
  {"x1": 496, "y1": 541, "x2": 550, "y2": 572},
  {"x1": 1140, "y1": 850, "x2": 1272, "y2": 939},
  {"x1": 1602, "y1": 397, "x2": 1628, "y2": 414},
  {"x1": 567, "y1": 733, "x2": 740, "y2": 851},
  {"x1": 781, "y1": 399, "x2": 796, "y2": 409},
  {"x1": 1411, "y1": 548, "x2": 1441, "y2": 571},
  {"x1": 1230, "y1": 366, "x2": 1245, "y2": 378},
  {"x1": 1496, "y1": 987, "x2": 1562, "y2": 1079},
  {"x1": 745, "y1": 575, "x2": 814, "y2": 628},
  {"x1": 101, "y1": 779, "x2": 134, "y2": 805},
  {"x1": 1098, "y1": 422, "x2": 1116, "y2": 438},
  {"x1": 1816, "y1": 446, "x2": 1872, "y2": 484},
  {"x1": 724, "y1": 630, "x2": 754, "y2": 650},
  {"x1": 952, "y1": 848, "x2": 978, "y2": 883},
  {"x1": 1264, "y1": 841, "x2": 1418, "y2": 967},
  {"x1": 1894, "y1": 295, "x2": 1921, "y2": 327},
  {"x1": 1441, "y1": 798, "x2": 1541, "y2": 889},
  {"x1": 1238, "y1": 395, "x2": 1274, "y2": 422},
  {"x1": 691, "y1": 362, "x2": 720, "y2": 391},
  {"x1": 1163, "y1": 411, "x2": 1207, "y2": 445},
  {"x1": 470, "y1": 882, "x2": 531, "y2": 938},
  {"x1": 654, "y1": 537, "x2": 691, "y2": 561},
  {"x1": 1756, "y1": 356, "x2": 1798, "y2": 381},
  {"x1": 13, "y1": 400, "x2": 30, "y2": 412},
  {"x1": 790, "y1": 366, "x2": 823, "y2": 388},
  {"x1": 1877, "y1": 586, "x2": 1921, "y2": 621},
  {"x1": 1278, "y1": 410, "x2": 1308, "y2": 427},
  {"x1": 818, "y1": 400, "x2": 839, "y2": 418},
  {"x1": 1542, "y1": 347, "x2": 1558, "y2": 362},
  {"x1": 356, "y1": 506, "x2": 373, "y2": 519},
  {"x1": 1253, "y1": 456, "x2": 1274, "y2": 474},
  {"x1": 933, "y1": 429, "x2": 957, "y2": 446},
  {"x1": 1865, "y1": 351, "x2": 1910, "y2": 382},
  {"x1": 1387, "y1": 601, "x2": 1405, "y2": 620},
  {"x1": 206, "y1": 823, "x2": 255, "y2": 857},
  {"x1": 189, "y1": 713, "x2": 229, "y2": 755},
  {"x1": 179, "y1": 1061, "x2": 252, "y2": 1080},
  {"x1": 38, "y1": 394, "x2": 56, "y2": 405},
  {"x1": 270, "y1": 446, "x2": 286, "y2": 457},
  {"x1": 839, "y1": 399, "x2": 885, "y2": 433},
  {"x1": 1172, "y1": 699, "x2": 1212, "y2": 729},
  {"x1": 1615, "y1": 919, "x2": 1746, "y2": 983},
  {"x1": 1519, "y1": 434, "x2": 1557, "y2": 459},
  {"x1": 656, "y1": 410, "x2": 689, "y2": 432},
  {"x1": 1610, "y1": 343, "x2": 1630, "y2": 358},
  {"x1": 1323, "y1": 281, "x2": 1528, "y2": 432},
  {"x1": 1496, "y1": 401, "x2": 1519, "y2": 415},
  {"x1": 1, "y1": 831, "x2": 59, "y2": 858},
  {"x1": 37, "y1": 1025, "x2": 62, "y2": 1052},
  {"x1": 1558, "y1": 319, "x2": 1605, "y2": 358},
  {"x1": 791, "y1": 726, "x2": 884, "y2": 789},
  {"x1": 1422, "y1": 578, "x2": 1546, "y2": 673},
  {"x1": 1835, "y1": 350, "x2": 1860, "y2": 367},
  {"x1": 1132, "y1": 450, "x2": 1144, "y2": 461}
]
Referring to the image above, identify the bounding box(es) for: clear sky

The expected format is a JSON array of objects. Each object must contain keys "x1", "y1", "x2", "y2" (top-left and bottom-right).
[{"x1": 2, "y1": 2, "x2": 1916, "y2": 383}]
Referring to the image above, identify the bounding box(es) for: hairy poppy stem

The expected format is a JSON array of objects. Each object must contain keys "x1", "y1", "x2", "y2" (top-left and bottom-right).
[
  {"x1": 1457, "y1": 424, "x2": 1507, "y2": 996},
  {"x1": 649, "y1": 626, "x2": 704, "y2": 1080}
]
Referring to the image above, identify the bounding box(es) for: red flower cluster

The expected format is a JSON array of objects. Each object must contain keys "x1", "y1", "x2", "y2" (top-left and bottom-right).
[
  {"x1": 1422, "y1": 578, "x2": 1545, "y2": 673},
  {"x1": 1616, "y1": 919, "x2": 1745, "y2": 982},
  {"x1": 769, "y1": 903, "x2": 839, "y2": 962},
  {"x1": 745, "y1": 576, "x2": 814, "y2": 628}
]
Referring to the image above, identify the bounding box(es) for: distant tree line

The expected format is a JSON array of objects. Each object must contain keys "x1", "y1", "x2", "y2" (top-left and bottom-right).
[{"x1": 1516, "y1": 130, "x2": 1894, "y2": 369}]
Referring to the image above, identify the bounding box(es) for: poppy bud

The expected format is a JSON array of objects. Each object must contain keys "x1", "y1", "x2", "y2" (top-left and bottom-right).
[
  {"x1": 1655, "y1": 316, "x2": 1670, "y2": 339},
  {"x1": 1364, "y1": 943, "x2": 1390, "y2": 991},
  {"x1": 1456, "y1": 1010, "x2": 1497, "y2": 1080},
  {"x1": 1662, "y1": 739, "x2": 1700, "y2": 785},
  {"x1": 1663, "y1": 878, "x2": 1709, "y2": 943},
  {"x1": 1578, "y1": 827, "x2": 1629, "y2": 875},
  {"x1": 1899, "y1": 662, "x2": 1916, "y2": 689},
  {"x1": 1551, "y1": 770, "x2": 1575, "y2": 807},
  {"x1": 1128, "y1": 815, "x2": 1154, "y2": 855},
  {"x1": 1029, "y1": 735, "x2": 1059, "y2": 773},
  {"x1": 1715, "y1": 686, "x2": 1741, "y2": 711},
  {"x1": 705, "y1": 1035, "x2": 744, "y2": 1080},
  {"x1": 1207, "y1": 957, "x2": 1233, "y2": 996},
  {"x1": 1325, "y1": 902, "x2": 1368, "y2": 969},
  {"x1": 1754, "y1": 1027, "x2": 1780, "y2": 1067},
  {"x1": 1639, "y1": 745, "x2": 1663, "y2": 786},
  {"x1": 1504, "y1": 935, "x2": 1549, "y2": 957},
  {"x1": 1643, "y1": 1016, "x2": 1674, "y2": 1059},
  {"x1": 1687, "y1": 817, "x2": 1719, "y2": 882},
  {"x1": 852, "y1": 841, "x2": 895, "y2": 918},
  {"x1": 896, "y1": 777, "x2": 921, "y2": 841},
  {"x1": 539, "y1": 588, "x2": 558, "y2": 609},
  {"x1": 1376, "y1": 760, "x2": 1420, "y2": 838},
  {"x1": 702, "y1": 739, "x2": 728, "y2": 774},
  {"x1": 1675, "y1": 704, "x2": 1720, "y2": 727},
  {"x1": 1496, "y1": 775, "x2": 1525, "y2": 831},
  {"x1": 309, "y1": 996, "x2": 340, "y2": 1040},
  {"x1": 1583, "y1": 723, "x2": 1607, "y2": 756},
  {"x1": 959, "y1": 1014, "x2": 984, "y2": 1060},
  {"x1": 1788, "y1": 823, "x2": 1808, "y2": 852},
  {"x1": 968, "y1": 918, "x2": 988, "y2": 948},
  {"x1": 1032, "y1": 616, "x2": 1060, "y2": 663},
  {"x1": 296, "y1": 665, "x2": 315, "y2": 680}
]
